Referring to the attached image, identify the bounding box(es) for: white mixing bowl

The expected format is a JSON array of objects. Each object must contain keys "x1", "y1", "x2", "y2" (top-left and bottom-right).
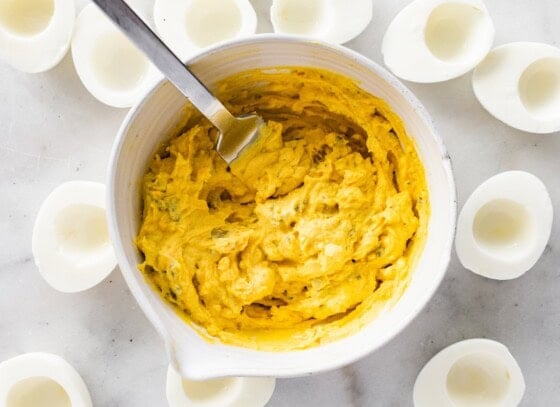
[{"x1": 107, "y1": 35, "x2": 456, "y2": 380}]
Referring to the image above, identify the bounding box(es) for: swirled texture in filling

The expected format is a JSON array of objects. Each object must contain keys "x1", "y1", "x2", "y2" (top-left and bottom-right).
[{"x1": 137, "y1": 67, "x2": 429, "y2": 350}]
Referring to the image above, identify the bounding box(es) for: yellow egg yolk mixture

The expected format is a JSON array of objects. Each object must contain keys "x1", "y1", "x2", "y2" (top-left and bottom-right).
[{"x1": 136, "y1": 67, "x2": 429, "y2": 350}]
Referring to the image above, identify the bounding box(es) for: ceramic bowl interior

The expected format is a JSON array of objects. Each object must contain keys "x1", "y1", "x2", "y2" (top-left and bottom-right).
[{"x1": 107, "y1": 35, "x2": 456, "y2": 380}]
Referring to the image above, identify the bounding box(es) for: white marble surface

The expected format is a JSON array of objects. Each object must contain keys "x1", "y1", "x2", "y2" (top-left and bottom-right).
[{"x1": 1, "y1": 0, "x2": 559, "y2": 405}]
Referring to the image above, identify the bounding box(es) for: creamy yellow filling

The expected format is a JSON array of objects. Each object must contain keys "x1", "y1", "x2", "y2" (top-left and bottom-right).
[{"x1": 136, "y1": 67, "x2": 429, "y2": 350}]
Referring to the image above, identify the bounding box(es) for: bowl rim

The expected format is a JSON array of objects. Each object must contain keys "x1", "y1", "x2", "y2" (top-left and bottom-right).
[{"x1": 107, "y1": 33, "x2": 457, "y2": 377}]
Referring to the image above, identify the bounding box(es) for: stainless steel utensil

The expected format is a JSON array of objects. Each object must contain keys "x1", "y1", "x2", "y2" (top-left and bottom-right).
[{"x1": 93, "y1": 0, "x2": 263, "y2": 164}]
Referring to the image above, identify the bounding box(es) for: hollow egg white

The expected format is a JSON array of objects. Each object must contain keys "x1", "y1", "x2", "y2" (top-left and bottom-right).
[
  {"x1": 270, "y1": 0, "x2": 373, "y2": 44},
  {"x1": 414, "y1": 339, "x2": 525, "y2": 407},
  {"x1": 382, "y1": 0, "x2": 494, "y2": 83},
  {"x1": 473, "y1": 42, "x2": 560, "y2": 134},
  {"x1": 166, "y1": 365, "x2": 276, "y2": 407},
  {"x1": 0, "y1": 353, "x2": 92, "y2": 407},
  {"x1": 455, "y1": 171, "x2": 553, "y2": 280},
  {"x1": 32, "y1": 181, "x2": 117, "y2": 293},
  {"x1": 71, "y1": 3, "x2": 160, "y2": 108},
  {"x1": 0, "y1": 0, "x2": 74, "y2": 73},
  {"x1": 154, "y1": 0, "x2": 257, "y2": 61}
]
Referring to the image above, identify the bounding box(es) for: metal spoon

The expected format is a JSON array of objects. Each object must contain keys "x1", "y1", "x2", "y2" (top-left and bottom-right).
[{"x1": 93, "y1": 0, "x2": 263, "y2": 164}]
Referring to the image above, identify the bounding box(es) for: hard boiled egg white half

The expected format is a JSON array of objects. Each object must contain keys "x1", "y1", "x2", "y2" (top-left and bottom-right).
[
  {"x1": 455, "y1": 171, "x2": 553, "y2": 280},
  {"x1": 0, "y1": 0, "x2": 74, "y2": 73},
  {"x1": 473, "y1": 42, "x2": 560, "y2": 134},
  {"x1": 382, "y1": 0, "x2": 494, "y2": 83},
  {"x1": 0, "y1": 353, "x2": 92, "y2": 407},
  {"x1": 414, "y1": 339, "x2": 525, "y2": 407},
  {"x1": 270, "y1": 0, "x2": 373, "y2": 44},
  {"x1": 72, "y1": 3, "x2": 160, "y2": 108},
  {"x1": 154, "y1": 0, "x2": 257, "y2": 62},
  {"x1": 32, "y1": 181, "x2": 117, "y2": 293},
  {"x1": 166, "y1": 365, "x2": 276, "y2": 407}
]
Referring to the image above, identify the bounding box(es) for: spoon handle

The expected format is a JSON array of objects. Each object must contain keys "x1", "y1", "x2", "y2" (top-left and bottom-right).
[{"x1": 92, "y1": 0, "x2": 235, "y2": 133}]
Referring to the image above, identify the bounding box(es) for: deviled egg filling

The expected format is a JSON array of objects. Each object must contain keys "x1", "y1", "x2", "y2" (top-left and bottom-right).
[{"x1": 136, "y1": 67, "x2": 429, "y2": 350}]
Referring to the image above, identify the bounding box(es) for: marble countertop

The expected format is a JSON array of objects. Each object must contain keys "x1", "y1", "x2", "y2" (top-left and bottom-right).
[{"x1": 1, "y1": 0, "x2": 559, "y2": 405}]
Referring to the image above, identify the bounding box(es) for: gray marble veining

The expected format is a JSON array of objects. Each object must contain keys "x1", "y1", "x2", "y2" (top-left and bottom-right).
[{"x1": 1, "y1": 0, "x2": 559, "y2": 405}]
